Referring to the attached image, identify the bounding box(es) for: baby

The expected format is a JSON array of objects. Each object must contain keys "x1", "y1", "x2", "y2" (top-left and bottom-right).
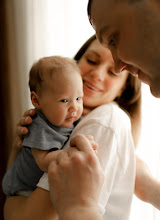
[{"x1": 2, "y1": 56, "x2": 85, "y2": 195}]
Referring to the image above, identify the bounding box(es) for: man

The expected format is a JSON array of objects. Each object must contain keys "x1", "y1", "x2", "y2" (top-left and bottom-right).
[
  {"x1": 48, "y1": 1, "x2": 160, "y2": 218},
  {"x1": 87, "y1": 0, "x2": 160, "y2": 210}
]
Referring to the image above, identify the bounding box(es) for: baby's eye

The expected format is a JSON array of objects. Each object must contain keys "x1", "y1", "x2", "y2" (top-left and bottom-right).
[
  {"x1": 60, "y1": 99, "x2": 68, "y2": 103},
  {"x1": 76, "y1": 97, "x2": 82, "y2": 101}
]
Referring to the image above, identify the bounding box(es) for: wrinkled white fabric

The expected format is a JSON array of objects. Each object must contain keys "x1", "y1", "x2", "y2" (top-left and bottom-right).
[{"x1": 37, "y1": 102, "x2": 135, "y2": 220}]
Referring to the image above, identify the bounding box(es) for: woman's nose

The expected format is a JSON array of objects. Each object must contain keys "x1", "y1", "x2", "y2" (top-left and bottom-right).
[{"x1": 90, "y1": 67, "x2": 105, "y2": 81}]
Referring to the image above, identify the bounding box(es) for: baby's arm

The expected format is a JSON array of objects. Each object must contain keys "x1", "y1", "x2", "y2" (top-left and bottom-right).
[
  {"x1": 32, "y1": 135, "x2": 98, "y2": 172},
  {"x1": 31, "y1": 148, "x2": 61, "y2": 172}
]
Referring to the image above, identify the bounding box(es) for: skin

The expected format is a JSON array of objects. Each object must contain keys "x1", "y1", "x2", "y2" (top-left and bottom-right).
[
  {"x1": 90, "y1": 0, "x2": 160, "y2": 97},
  {"x1": 78, "y1": 39, "x2": 129, "y2": 109},
  {"x1": 32, "y1": 67, "x2": 83, "y2": 128},
  {"x1": 4, "y1": 40, "x2": 132, "y2": 220},
  {"x1": 135, "y1": 156, "x2": 160, "y2": 210}
]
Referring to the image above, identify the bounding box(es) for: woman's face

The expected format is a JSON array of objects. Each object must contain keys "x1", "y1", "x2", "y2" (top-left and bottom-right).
[{"x1": 78, "y1": 39, "x2": 129, "y2": 108}]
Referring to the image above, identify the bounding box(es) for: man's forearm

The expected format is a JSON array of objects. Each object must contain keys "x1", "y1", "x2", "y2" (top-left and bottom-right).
[{"x1": 59, "y1": 206, "x2": 103, "y2": 220}]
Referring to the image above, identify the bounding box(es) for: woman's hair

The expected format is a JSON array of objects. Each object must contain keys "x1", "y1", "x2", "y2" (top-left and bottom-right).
[
  {"x1": 74, "y1": 34, "x2": 141, "y2": 147},
  {"x1": 29, "y1": 56, "x2": 80, "y2": 95}
]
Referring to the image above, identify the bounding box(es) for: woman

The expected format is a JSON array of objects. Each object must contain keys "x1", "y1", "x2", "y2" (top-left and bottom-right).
[{"x1": 4, "y1": 35, "x2": 141, "y2": 220}]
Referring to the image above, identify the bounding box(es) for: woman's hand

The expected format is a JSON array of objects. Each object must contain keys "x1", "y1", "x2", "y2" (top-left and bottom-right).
[
  {"x1": 48, "y1": 134, "x2": 104, "y2": 220},
  {"x1": 15, "y1": 109, "x2": 36, "y2": 148}
]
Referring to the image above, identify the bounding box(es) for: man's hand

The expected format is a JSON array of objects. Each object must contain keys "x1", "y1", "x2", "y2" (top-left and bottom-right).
[{"x1": 48, "y1": 134, "x2": 104, "y2": 220}]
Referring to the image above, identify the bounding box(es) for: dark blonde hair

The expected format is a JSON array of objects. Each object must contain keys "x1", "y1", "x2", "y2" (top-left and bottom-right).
[
  {"x1": 74, "y1": 35, "x2": 141, "y2": 147},
  {"x1": 29, "y1": 56, "x2": 80, "y2": 95}
]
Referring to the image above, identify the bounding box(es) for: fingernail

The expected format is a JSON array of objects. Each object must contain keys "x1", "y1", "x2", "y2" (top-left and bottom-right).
[{"x1": 25, "y1": 117, "x2": 28, "y2": 123}]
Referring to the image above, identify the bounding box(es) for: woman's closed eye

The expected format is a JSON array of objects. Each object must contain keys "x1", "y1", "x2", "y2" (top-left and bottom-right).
[
  {"x1": 87, "y1": 58, "x2": 97, "y2": 65},
  {"x1": 109, "y1": 71, "x2": 118, "y2": 77}
]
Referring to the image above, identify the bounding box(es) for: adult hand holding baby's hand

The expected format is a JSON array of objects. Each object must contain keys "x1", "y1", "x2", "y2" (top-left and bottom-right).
[{"x1": 48, "y1": 134, "x2": 104, "y2": 220}]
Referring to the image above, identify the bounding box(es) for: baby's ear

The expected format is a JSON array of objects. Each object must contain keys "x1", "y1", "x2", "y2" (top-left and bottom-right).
[{"x1": 31, "y1": 91, "x2": 40, "y2": 109}]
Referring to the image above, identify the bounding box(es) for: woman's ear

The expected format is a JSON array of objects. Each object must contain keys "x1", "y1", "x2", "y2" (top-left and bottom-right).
[{"x1": 31, "y1": 91, "x2": 40, "y2": 109}]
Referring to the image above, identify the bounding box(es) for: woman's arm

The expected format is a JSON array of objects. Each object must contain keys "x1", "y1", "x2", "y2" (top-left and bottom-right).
[
  {"x1": 135, "y1": 156, "x2": 160, "y2": 210},
  {"x1": 7, "y1": 109, "x2": 35, "y2": 169},
  {"x1": 4, "y1": 188, "x2": 58, "y2": 220}
]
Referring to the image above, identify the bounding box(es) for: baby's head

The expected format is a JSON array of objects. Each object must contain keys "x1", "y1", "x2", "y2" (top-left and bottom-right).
[{"x1": 29, "y1": 56, "x2": 83, "y2": 128}]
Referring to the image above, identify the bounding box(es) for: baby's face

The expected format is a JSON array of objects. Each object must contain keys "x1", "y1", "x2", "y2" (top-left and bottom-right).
[{"x1": 38, "y1": 68, "x2": 83, "y2": 128}]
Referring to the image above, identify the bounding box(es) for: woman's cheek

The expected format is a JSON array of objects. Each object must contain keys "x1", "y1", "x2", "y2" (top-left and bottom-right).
[{"x1": 104, "y1": 80, "x2": 114, "y2": 91}]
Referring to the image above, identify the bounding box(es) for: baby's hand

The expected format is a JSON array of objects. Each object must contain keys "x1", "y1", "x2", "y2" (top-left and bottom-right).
[{"x1": 86, "y1": 135, "x2": 99, "y2": 152}]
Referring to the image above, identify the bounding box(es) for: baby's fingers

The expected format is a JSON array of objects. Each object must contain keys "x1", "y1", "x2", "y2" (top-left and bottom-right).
[{"x1": 86, "y1": 135, "x2": 99, "y2": 151}]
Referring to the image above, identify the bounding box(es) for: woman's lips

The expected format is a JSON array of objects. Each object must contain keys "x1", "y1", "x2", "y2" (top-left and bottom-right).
[{"x1": 83, "y1": 81, "x2": 102, "y2": 92}]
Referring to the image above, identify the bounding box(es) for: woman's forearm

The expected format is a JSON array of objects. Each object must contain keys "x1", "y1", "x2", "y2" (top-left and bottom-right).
[
  {"x1": 147, "y1": 178, "x2": 160, "y2": 210},
  {"x1": 135, "y1": 156, "x2": 160, "y2": 210},
  {"x1": 4, "y1": 188, "x2": 58, "y2": 220}
]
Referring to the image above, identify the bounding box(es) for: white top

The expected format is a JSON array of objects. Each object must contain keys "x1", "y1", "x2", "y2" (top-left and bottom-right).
[{"x1": 37, "y1": 102, "x2": 135, "y2": 220}]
